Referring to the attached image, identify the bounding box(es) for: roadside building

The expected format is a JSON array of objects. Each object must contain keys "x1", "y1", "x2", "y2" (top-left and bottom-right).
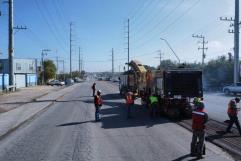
[{"x1": 0, "y1": 58, "x2": 38, "y2": 90}]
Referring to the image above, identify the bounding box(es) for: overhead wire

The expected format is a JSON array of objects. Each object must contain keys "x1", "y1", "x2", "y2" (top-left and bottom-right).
[
  {"x1": 131, "y1": 0, "x2": 185, "y2": 48},
  {"x1": 131, "y1": 0, "x2": 200, "y2": 51},
  {"x1": 42, "y1": 0, "x2": 68, "y2": 46},
  {"x1": 160, "y1": 0, "x2": 201, "y2": 34},
  {"x1": 34, "y1": 0, "x2": 68, "y2": 53},
  {"x1": 130, "y1": 0, "x2": 170, "y2": 38},
  {"x1": 129, "y1": 0, "x2": 157, "y2": 26},
  {"x1": 52, "y1": 0, "x2": 69, "y2": 33}
]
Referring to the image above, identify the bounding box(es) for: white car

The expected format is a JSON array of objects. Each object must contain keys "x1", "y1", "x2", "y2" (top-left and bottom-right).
[
  {"x1": 47, "y1": 80, "x2": 65, "y2": 86},
  {"x1": 223, "y1": 83, "x2": 241, "y2": 95}
]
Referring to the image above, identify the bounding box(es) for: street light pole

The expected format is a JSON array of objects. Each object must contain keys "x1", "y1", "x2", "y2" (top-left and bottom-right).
[{"x1": 160, "y1": 38, "x2": 180, "y2": 64}]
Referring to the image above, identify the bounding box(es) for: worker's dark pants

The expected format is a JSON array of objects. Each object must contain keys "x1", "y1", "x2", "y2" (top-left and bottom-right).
[
  {"x1": 226, "y1": 114, "x2": 241, "y2": 134},
  {"x1": 191, "y1": 130, "x2": 205, "y2": 156},
  {"x1": 95, "y1": 105, "x2": 101, "y2": 121},
  {"x1": 150, "y1": 103, "x2": 158, "y2": 118},
  {"x1": 127, "y1": 104, "x2": 133, "y2": 118},
  {"x1": 92, "y1": 89, "x2": 95, "y2": 97}
]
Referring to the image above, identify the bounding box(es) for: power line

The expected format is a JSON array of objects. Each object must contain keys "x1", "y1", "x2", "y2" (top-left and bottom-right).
[
  {"x1": 131, "y1": 0, "x2": 200, "y2": 51},
  {"x1": 130, "y1": 0, "x2": 170, "y2": 38},
  {"x1": 42, "y1": 0, "x2": 68, "y2": 45},
  {"x1": 131, "y1": 0, "x2": 185, "y2": 49},
  {"x1": 130, "y1": 0, "x2": 157, "y2": 26},
  {"x1": 160, "y1": 0, "x2": 201, "y2": 34},
  {"x1": 34, "y1": 0, "x2": 68, "y2": 53},
  {"x1": 126, "y1": 0, "x2": 148, "y2": 21},
  {"x1": 52, "y1": 0, "x2": 68, "y2": 33}
]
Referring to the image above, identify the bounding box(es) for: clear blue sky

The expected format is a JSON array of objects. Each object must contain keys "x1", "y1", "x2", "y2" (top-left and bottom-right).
[{"x1": 0, "y1": 0, "x2": 236, "y2": 72}]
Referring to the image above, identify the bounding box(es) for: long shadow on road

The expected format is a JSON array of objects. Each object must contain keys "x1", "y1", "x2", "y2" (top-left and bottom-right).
[{"x1": 82, "y1": 93, "x2": 171, "y2": 129}]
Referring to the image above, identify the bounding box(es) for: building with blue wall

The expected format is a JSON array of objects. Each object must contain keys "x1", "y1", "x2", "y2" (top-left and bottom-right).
[{"x1": 0, "y1": 58, "x2": 38, "y2": 90}]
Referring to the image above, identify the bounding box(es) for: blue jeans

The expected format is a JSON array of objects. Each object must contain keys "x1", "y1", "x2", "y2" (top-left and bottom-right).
[
  {"x1": 127, "y1": 104, "x2": 133, "y2": 118},
  {"x1": 95, "y1": 105, "x2": 101, "y2": 121},
  {"x1": 191, "y1": 130, "x2": 205, "y2": 156}
]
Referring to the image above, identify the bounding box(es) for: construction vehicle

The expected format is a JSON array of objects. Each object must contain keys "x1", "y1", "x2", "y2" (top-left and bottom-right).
[
  {"x1": 144, "y1": 69, "x2": 203, "y2": 118},
  {"x1": 119, "y1": 60, "x2": 146, "y2": 96},
  {"x1": 119, "y1": 60, "x2": 203, "y2": 118}
]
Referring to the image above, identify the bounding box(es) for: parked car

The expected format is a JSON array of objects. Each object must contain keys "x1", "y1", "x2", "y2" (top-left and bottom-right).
[
  {"x1": 65, "y1": 78, "x2": 74, "y2": 85},
  {"x1": 74, "y1": 77, "x2": 84, "y2": 83},
  {"x1": 223, "y1": 83, "x2": 241, "y2": 95},
  {"x1": 111, "y1": 77, "x2": 120, "y2": 82},
  {"x1": 47, "y1": 80, "x2": 65, "y2": 86}
]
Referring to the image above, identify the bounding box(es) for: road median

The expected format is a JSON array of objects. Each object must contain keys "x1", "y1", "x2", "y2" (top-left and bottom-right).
[{"x1": 0, "y1": 84, "x2": 79, "y2": 140}]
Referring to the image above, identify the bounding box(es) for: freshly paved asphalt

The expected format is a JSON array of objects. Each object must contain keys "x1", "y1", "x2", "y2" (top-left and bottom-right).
[{"x1": 0, "y1": 81, "x2": 234, "y2": 161}]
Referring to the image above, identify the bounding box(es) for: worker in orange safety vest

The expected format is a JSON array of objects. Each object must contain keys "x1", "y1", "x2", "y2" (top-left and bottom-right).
[
  {"x1": 190, "y1": 102, "x2": 208, "y2": 159},
  {"x1": 226, "y1": 97, "x2": 241, "y2": 135},
  {"x1": 91, "y1": 82, "x2": 96, "y2": 97},
  {"x1": 94, "y1": 90, "x2": 103, "y2": 121},
  {"x1": 126, "y1": 90, "x2": 134, "y2": 119}
]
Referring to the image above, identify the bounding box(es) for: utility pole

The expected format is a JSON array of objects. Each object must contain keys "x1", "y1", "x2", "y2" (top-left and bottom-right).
[
  {"x1": 8, "y1": 0, "x2": 27, "y2": 88},
  {"x1": 8, "y1": 0, "x2": 14, "y2": 87},
  {"x1": 220, "y1": 0, "x2": 240, "y2": 85},
  {"x1": 56, "y1": 55, "x2": 59, "y2": 79},
  {"x1": 125, "y1": 19, "x2": 130, "y2": 87},
  {"x1": 192, "y1": 34, "x2": 208, "y2": 68},
  {"x1": 112, "y1": 48, "x2": 114, "y2": 76},
  {"x1": 155, "y1": 50, "x2": 164, "y2": 69},
  {"x1": 79, "y1": 47, "x2": 81, "y2": 73},
  {"x1": 127, "y1": 19, "x2": 130, "y2": 71},
  {"x1": 69, "y1": 22, "x2": 73, "y2": 78}
]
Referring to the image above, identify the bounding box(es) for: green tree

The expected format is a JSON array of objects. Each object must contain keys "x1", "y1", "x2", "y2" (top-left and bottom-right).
[
  {"x1": 43, "y1": 60, "x2": 57, "y2": 82},
  {"x1": 203, "y1": 56, "x2": 233, "y2": 88},
  {"x1": 144, "y1": 65, "x2": 156, "y2": 70},
  {"x1": 158, "y1": 59, "x2": 178, "y2": 69}
]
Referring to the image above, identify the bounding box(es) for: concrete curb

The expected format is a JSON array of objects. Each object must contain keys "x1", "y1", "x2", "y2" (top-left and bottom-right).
[
  {"x1": 0, "y1": 101, "x2": 54, "y2": 141},
  {"x1": 177, "y1": 121, "x2": 241, "y2": 160},
  {"x1": 0, "y1": 86, "x2": 64, "y2": 113},
  {"x1": 0, "y1": 84, "x2": 78, "y2": 141}
]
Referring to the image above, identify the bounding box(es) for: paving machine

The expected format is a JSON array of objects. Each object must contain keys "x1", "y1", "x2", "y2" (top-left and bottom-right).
[{"x1": 120, "y1": 60, "x2": 203, "y2": 118}]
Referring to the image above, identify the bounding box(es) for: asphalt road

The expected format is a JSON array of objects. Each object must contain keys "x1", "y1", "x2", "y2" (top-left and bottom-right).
[
  {"x1": 0, "y1": 81, "x2": 234, "y2": 161},
  {"x1": 204, "y1": 93, "x2": 241, "y2": 124}
]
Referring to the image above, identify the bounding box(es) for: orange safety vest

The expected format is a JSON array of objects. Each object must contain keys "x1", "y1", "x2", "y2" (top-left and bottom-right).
[
  {"x1": 192, "y1": 109, "x2": 207, "y2": 130},
  {"x1": 95, "y1": 95, "x2": 102, "y2": 106},
  {"x1": 126, "y1": 95, "x2": 134, "y2": 104},
  {"x1": 227, "y1": 100, "x2": 237, "y2": 116}
]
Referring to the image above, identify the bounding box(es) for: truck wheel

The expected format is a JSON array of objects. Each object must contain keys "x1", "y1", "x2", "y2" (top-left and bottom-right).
[{"x1": 224, "y1": 89, "x2": 230, "y2": 95}]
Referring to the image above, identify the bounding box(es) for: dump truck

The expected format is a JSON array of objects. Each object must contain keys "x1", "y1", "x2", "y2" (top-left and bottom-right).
[
  {"x1": 120, "y1": 60, "x2": 203, "y2": 118},
  {"x1": 144, "y1": 69, "x2": 203, "y2": 118}
]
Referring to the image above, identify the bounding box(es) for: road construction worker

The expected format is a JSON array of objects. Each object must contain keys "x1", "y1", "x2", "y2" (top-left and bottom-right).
[
  {"x1": 191, "y1": 102, "x2": 208, "y2": 159},
  {"x1": 94, "y1": 90, "x2": 103, "y2": 121},
  {"x1": 126, "y1": 90, "x2": 134, "y2": 119},
  {"x1": 226, "y1": 97, "x2": 241, "y2": 135},
  {"x1": 92, "y1": 82, "x2": 96, "y2": 97},
  {"x1": 193, "y1": 97, "x2": 201, "y2": 110},
  {"x1": 149, "y1": 93, "x2": 158, "y2": 118}
]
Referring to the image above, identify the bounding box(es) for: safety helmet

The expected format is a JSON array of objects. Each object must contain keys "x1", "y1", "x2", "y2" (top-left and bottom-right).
[
  {"x1": 235, "y1": 97, "x2": 240, "y2": 103},
  {"x1": 97, "y1": 90, "x2": 101, "y2": 94},
  {"x1": 193, "y1": 97, "x2": 200, "y2": 104}
]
